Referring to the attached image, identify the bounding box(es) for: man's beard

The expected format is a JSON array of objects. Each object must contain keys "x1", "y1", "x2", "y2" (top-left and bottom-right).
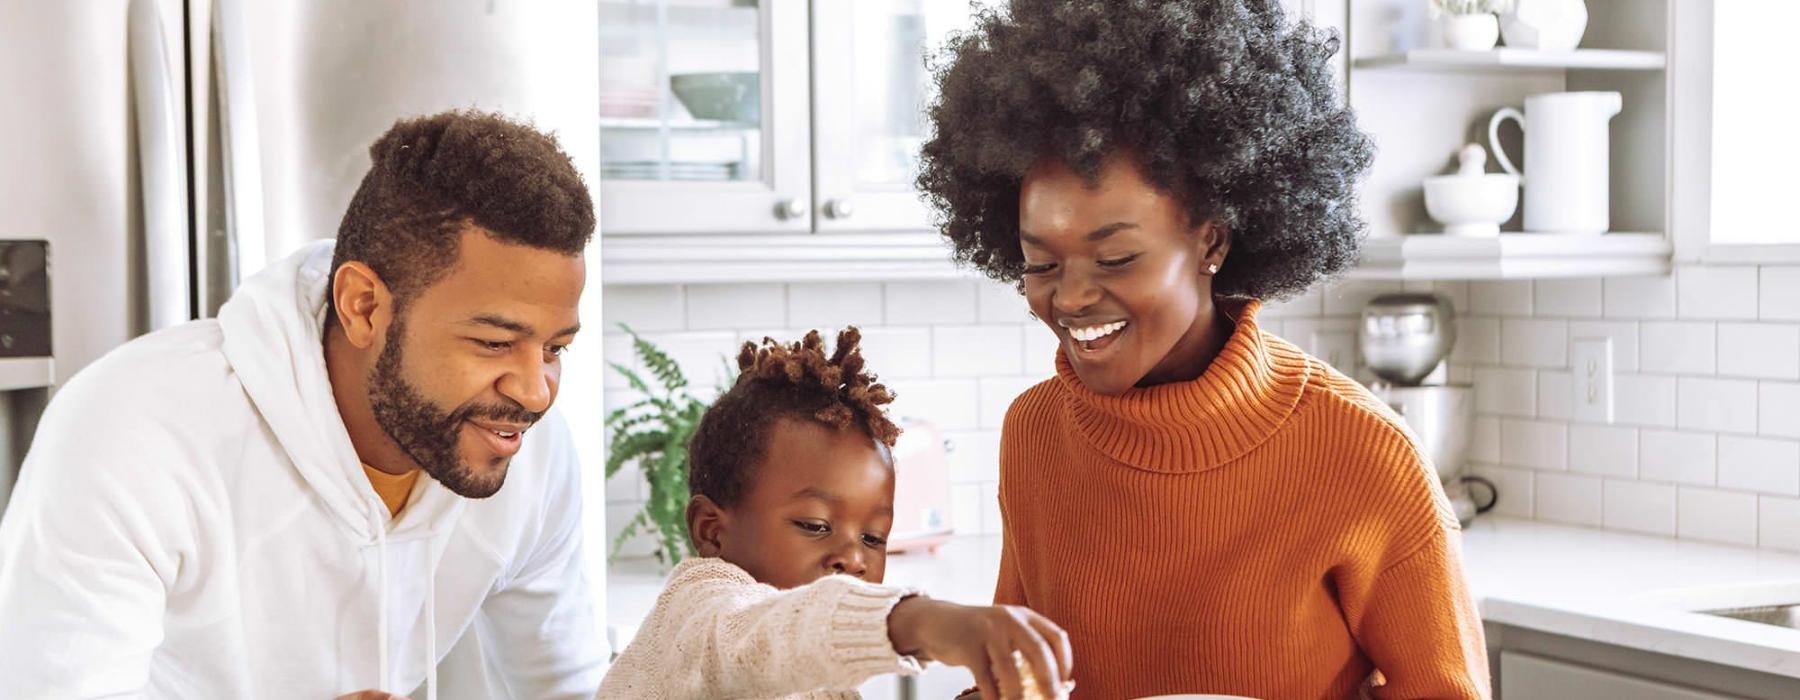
[{"x1": 367, "y1": 318, "x2": 542, "y2": 499}]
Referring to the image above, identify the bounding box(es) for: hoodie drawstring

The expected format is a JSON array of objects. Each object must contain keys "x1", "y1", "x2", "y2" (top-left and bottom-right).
[
  {"x1": 426, "y1": 542, "x2": 439, "y2": 700},
  {"x1": 371, "y1": 500, "x2": 390, "y2": 693},
  {"x1": 369, "y1": 496, "x2": 439, "y2": 699}
]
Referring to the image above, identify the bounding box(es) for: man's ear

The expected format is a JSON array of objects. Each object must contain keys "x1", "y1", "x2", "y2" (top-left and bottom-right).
[
  {"x1": 331, "y1": 261, "x2": 396, "y2": 349},
  {"x1": 686, "y1": 494, "x2": 729, "y2": 558}
]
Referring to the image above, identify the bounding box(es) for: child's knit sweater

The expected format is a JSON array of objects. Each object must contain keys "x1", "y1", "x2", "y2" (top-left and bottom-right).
[{"x1": 597, "y1": 558, "x2": 922, "y2": 699}]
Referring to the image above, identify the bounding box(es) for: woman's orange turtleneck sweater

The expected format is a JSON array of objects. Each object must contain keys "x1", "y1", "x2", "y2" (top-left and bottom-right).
[{"x1": 995, "y1": 299, "x2": 1489, "y2": 699}]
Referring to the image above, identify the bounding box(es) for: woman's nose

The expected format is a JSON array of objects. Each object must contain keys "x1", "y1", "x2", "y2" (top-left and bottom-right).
[{"x1": 1051, "y1": 268, "x2": 1102, "y2": 315}]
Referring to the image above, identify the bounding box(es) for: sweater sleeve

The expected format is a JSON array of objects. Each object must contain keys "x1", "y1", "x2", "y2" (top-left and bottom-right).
[
  {"x1": 1340, "y1": 529, "x2": 1491, "y2": 700},
  {"x1": 597, "y1": 559, "x2": 921, "y2": 699}
]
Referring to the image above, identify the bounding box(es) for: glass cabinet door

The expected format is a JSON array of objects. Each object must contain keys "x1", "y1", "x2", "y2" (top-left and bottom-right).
[
  {"x1": 599, "y1": 0, "x2": 810, "y2": 234},
  {"x1": 811, "y1": 0, "x2": 986, "y2": 232}
]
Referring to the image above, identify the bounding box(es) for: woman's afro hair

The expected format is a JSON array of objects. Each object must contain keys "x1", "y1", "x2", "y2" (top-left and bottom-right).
[{"x1": 915, "y1": 0, "x2": 1375, "y2": 299}]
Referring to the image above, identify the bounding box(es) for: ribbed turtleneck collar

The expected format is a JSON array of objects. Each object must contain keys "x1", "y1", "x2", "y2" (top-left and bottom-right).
[{"x1": 1054, "y1": 298, "x2": 1313, "y2": 473}]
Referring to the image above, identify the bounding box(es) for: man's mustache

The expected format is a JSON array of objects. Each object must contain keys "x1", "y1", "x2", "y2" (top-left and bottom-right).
[{"x1": 448, "y1": 399, "x2": 542, "y2": 428}]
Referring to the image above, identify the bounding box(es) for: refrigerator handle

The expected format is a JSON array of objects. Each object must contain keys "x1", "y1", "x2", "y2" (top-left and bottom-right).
[
  {"x1": 127, "y1": 0, "x2": 192, "y2": 331},
  {"x1": 212, "y1": 0, "x2": 266, "y2": 302}
]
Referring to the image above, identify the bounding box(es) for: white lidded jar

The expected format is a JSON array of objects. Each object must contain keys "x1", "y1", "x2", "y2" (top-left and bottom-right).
[{"x1": 1501, "y1": 0, "x2": 1589, "y2": 51}]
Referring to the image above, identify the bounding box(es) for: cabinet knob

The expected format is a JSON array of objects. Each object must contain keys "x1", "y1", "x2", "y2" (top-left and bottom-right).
[
  {"x1": 824, "y1": 198, "x2": 856, "y2": 220},
  {"x1": 775, "y1": 198, "x2": 808, "y2": 221}
]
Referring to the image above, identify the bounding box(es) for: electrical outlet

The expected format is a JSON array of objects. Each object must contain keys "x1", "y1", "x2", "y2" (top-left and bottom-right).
[
  {"x1": 1571, "y1": 337, "x2": 1614, "y2": 423},
  {"x1": 1311, "y1": 330, "x2": 1357, "y2": 372}
]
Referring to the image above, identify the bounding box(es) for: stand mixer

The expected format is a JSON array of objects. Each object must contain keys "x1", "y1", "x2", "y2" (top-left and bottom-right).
[{"x1": 1361, "y1": 293, "x2": 1496, "y2": 523}]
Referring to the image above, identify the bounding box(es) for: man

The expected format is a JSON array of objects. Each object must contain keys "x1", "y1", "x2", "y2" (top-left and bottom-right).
[{"x1": 0, "y1": 110, "x2": 604, "y2": 698}]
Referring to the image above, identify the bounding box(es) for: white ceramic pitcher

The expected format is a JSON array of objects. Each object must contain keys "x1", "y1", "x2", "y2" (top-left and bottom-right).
[{"x1": 1487, "y1": 91, "x2": 1622, "y2": 234}]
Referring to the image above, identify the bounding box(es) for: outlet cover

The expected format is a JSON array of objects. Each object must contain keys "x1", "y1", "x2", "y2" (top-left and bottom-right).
[{"x1": 1571, "y1": 336, "x2": 1614, "y2": 423}]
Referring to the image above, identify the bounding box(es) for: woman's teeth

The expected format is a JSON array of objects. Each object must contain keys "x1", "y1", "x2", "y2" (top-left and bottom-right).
[
  {"x1": 1069, "y1": 321, "x2": 1126, "y2": 342},
  {"x1": 494, "y1": 430, "x2": 517, "y2": 439}
]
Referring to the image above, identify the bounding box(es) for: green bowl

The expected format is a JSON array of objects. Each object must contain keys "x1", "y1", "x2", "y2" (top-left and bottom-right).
[{"x1": 669, "y1": 72, "x2": 760, "y2": 124}]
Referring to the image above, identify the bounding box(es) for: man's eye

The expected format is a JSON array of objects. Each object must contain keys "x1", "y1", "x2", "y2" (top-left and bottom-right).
[
  {"x1": 471, "y1": 339, "x2": 511, "y2": 352},
  {"x1": 546, "y1": 344, "x2": 570, "y2": 357}
]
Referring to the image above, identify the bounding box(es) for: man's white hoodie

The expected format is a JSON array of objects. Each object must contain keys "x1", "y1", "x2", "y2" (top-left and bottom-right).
[{"x1": 0, "y1": 241, "x2": 605, "y2": 698}]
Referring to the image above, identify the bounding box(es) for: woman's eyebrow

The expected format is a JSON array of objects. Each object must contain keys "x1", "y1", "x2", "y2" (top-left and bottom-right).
[{"x1": 1019, "y1": 221, "x2": 1139, "y2": 246}]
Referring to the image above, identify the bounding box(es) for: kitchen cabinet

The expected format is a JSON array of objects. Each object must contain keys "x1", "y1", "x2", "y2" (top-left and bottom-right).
[
  {"x1": 598, "y1": 0, "x2": 812, "y2": 235},
  {"x1": 1486, "y1": 624, "x2": 1800, "y2": 700},
  {"x1": 600, "y1": 0, "x2": 1714, "y2": 284},
  {"x1": 600, "y1": 0, "x2": 986, "y2": 284},
  {"x1": 1501, "y1": 651, "x2": 1732, "y2": 700},
  {"x1": 1345, "y1": 0, "x2": 1684, "y2": 280}
]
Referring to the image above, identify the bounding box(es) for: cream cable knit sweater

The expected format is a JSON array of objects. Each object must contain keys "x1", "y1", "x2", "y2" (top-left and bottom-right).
[{"x1": 597, "y1": 558, "x2": 924, "y2": 699}]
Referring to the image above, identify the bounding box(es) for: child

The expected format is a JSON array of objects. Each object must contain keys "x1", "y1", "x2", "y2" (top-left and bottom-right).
[
  {"x1": 598, "y1": 329, "x2": 1072, "y2": 700},
  {"x1": 915, "y1": 1, "x2": 1488, "y2": 698}
]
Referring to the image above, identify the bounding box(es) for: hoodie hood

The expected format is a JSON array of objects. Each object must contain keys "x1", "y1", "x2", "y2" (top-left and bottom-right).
[{"x1": 218, "y1": 240, "x2": 460, "y2": 543}]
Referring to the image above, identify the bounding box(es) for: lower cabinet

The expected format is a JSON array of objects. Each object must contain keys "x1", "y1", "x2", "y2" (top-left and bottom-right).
[
  {"x1": 1502, "y1": 651, "x2": 1732, "y2": 700},
  {"x1": 1487, "y1": 623, "x2": 1800, "y2": 700}
]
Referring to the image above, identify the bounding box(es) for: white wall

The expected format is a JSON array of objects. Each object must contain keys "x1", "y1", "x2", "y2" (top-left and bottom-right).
[{"x1": 600, "y1": 278, "x2": 1062, "y2": 556}]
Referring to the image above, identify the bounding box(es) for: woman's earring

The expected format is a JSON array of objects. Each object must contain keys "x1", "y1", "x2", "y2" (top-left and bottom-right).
[
  {"x1": 1207, "y1": 263, "x2": 1221, "y2": 275},
  {"x1": 1027, "y1": 310, "x2": 1039, "y2": 321}
]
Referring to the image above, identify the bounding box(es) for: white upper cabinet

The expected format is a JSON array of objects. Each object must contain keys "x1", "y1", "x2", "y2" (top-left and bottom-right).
[
  {"x1": 811, "y1": 0, "x2": 982, "y2": 233},
  {"x1": 599, "y1": 0, "x2": 986, "y2": 239},
  {"x1": 600, "y1": 0, "x2": 1748, "y2": 283},
  {"x1": 598, "y1": 0, "x2": 812, "y2": 234},
  {"x1": 600, "y1": 0, "x2": 992, "y2": 283}
]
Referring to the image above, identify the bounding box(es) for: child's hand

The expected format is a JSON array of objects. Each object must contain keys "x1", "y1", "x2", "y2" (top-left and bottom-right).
[{"x1": 888, "y1": 596, "x2": 1072, "y2": 699}]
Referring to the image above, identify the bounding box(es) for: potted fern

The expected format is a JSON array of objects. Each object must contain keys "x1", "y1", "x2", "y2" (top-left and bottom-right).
[{"x1": 604, "y1": 325, "x2": 723, "y2": 566}]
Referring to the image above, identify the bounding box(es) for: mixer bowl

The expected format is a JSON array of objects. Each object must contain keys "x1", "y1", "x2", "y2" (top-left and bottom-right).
[{"x1": 1361, "y1": 293, "x2": 1457, "y2": 386}]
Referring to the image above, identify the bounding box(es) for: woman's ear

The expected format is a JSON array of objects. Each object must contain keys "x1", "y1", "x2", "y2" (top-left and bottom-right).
[
  {"x1": 686, "y1": 494, "x2": 729, "y2": 558},
  {"x1": 1194, "y1": 220, "x2": 1231, "y2": 276}
]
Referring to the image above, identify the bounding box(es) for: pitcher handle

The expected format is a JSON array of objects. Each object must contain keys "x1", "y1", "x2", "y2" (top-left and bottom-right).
[{"x1": 1487, "y1": 107, "x2": 1525, "y2": 179}]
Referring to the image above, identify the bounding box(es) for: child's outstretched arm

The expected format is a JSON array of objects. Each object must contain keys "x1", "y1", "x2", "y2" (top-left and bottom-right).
[
  {"x1": 598, "y1": 558, "x2": 1073, "y2": 700},
  {"x1": 599, "y1": 558, "x2": 920, "y2": 699}
]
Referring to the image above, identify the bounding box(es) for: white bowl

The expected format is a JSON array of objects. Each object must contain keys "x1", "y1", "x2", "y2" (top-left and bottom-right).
[{"x1": 1423, "y1": 173, "x2": 1519, "y2": 236}]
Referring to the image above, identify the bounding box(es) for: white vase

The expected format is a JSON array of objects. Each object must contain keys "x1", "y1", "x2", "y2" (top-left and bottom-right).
[
  {"x1": 1501, "y1": 0, "x2": 1589, "y2": 51},
  {"x1": 1441, "y1": 14, "x2": 1500, "y2": 51}
]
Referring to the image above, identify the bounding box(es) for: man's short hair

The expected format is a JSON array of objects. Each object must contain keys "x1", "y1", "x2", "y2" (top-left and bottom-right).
[{"x1": 329, "y1": 109, "x2": 594, "y2": 315}]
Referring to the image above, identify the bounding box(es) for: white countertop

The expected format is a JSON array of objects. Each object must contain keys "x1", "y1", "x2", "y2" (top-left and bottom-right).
[
  {"x1": 606, "y1": 516, "x2": 1800, "y2": 689},
  {"x1": 1459, "y1": 517, "x2": 1800, "y2": 678}
]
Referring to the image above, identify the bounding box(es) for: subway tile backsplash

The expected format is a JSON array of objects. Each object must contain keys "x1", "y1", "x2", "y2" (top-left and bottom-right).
[
  {"x1": 601, "y1": 264, "x2": 1800, "y2": 557},
  {"x1": 1340, "y1": 266, "x2": 1800, "y2": 553}
]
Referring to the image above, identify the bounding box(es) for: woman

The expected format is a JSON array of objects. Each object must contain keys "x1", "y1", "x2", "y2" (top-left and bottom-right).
[{"x1": 917, "y1": 1, "x2": 1488, "y2": 698}]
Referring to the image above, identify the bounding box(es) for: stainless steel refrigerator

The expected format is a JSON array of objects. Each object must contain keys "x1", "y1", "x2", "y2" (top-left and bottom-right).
[{"x1": 0, "y1": 1, "x2": 610, "y2": 690}]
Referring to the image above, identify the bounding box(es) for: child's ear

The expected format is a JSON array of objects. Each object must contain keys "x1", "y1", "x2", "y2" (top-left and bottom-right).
[{"x1": 686, "y1": 494, "x2": 728, "y2": 558}]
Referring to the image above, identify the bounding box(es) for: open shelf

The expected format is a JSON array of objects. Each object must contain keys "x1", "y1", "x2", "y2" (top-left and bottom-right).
[
  {"x1": 0, "y1": 357, "x2": 53, "y2": 391},
  {"x1": 600, "y1": 117, "x2": 750, "y2": 131},
  {"x1": 1350, "y1": 232, "x2": 1672, "y2": 280},
  {"x1": 1353, "y1": 48, "x2": 1666, "y2": 72}
]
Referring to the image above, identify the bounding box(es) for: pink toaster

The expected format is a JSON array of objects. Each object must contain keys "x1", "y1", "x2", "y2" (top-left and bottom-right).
[{"x1": 885, "y1": 417, "x2": 956, "y2": 554}]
